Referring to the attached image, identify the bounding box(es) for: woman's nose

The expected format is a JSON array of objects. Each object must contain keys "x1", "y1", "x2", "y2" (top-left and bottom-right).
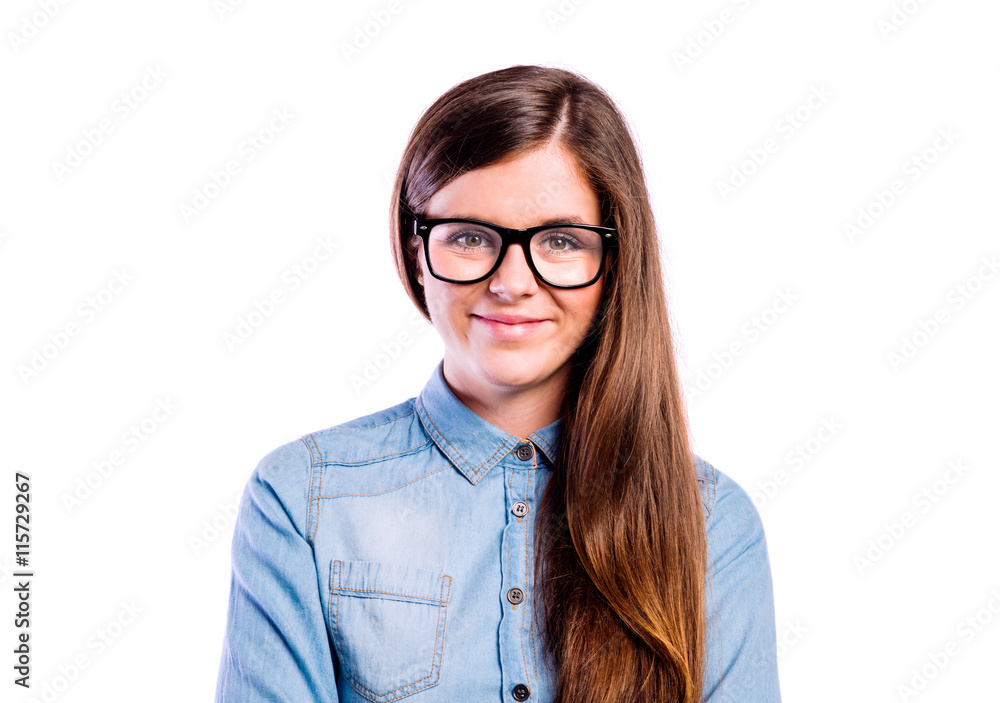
[{"x1": 488, "y1": 243, "x2": 538, "y2": 296}]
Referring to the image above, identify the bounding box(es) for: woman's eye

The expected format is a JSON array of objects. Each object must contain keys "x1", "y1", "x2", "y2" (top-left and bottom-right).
[
  {"x1": 542, "y1": 236, "x2": 577, "y2": 251},
  {"x1": 449, "y1": 230, "x2": 498, "y2": 249}
]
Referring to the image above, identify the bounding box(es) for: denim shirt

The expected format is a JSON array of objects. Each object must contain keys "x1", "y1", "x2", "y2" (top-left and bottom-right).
[{"x1": 215, "y1": 360, "x2": 781, "y2": 702}]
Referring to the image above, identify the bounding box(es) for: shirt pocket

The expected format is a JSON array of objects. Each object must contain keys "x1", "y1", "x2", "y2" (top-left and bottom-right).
[{"x1": 329, "y1": 559, "x2": 452, "y2": 703}]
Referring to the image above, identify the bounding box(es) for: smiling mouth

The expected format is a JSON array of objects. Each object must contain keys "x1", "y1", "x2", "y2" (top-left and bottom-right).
[
  {"x1": 471, "y1": 315, "x2": 549, "y2": 339},
  {"x1": 473, "y1": 315, "x2": 545, "y2": 325}
]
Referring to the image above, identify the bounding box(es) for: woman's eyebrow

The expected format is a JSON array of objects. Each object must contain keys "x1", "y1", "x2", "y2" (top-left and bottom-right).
[
  {"x1": 536, "y1": 215, "x2": 588, "y2": 226},
  {"x1": 447, "y1": 213, "x2": 590, "y2": 226}
]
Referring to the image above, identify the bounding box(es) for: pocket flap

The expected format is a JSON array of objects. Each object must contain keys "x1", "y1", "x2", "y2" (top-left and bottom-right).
[{"x1": 332, "y1": 560, "x2": 451, "y2": 606}]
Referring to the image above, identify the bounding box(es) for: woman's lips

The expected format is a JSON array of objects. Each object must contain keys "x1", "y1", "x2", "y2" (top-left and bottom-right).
[{"x1": 471, "y1": 314, "x2": 549, "y2": 340}]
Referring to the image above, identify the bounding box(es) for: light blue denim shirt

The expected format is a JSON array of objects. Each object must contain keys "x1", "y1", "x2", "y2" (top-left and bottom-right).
[{"x1": 215, "y1": 360, "x2": 781, "y2": 702}]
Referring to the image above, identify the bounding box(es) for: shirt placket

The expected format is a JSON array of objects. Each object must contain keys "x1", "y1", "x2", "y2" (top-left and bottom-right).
[{"x1": 499, "y1": 439, "x2": 541, "y2": 703}]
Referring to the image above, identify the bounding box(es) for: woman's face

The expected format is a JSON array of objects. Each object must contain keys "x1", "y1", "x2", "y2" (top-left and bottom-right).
[{"x1": 413, "y1": 141, "x2": 606, "y2": 401}]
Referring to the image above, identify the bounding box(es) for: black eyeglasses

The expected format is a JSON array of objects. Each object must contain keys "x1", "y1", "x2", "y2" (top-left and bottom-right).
[{"x1": 412, "y1": 217, "x2": 617, "y2": 289}]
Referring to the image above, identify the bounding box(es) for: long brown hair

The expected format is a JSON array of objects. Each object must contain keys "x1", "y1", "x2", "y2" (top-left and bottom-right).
[{"x1": 388, "y1": 64, "x2": 706, "y2": 703}]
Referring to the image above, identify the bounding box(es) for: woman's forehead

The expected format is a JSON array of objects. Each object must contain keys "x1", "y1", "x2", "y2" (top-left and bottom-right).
[{"x1": 422, "y1": 145, "x2": 601, "y2": 229}]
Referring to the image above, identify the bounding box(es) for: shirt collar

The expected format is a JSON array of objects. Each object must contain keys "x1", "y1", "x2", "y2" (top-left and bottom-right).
[{"x1": 415, "y1": 359, "x2": 562, "y2": 485}]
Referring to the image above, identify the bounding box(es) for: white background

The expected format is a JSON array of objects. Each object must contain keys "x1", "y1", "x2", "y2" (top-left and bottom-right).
[{"x1": 1, "y1": 0, "x2": 998, "y2": 701}]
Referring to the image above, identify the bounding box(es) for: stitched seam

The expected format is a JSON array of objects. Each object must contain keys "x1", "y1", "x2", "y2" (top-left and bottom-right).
[
  {"x1": 501, "y1": 464, "x2": 512, "y2": 688},
  {"x1": 320, "y1": 439, "x2": 432, "y2": 466},
  {"x1": 429, "y1": 575, "x2": 450, "y2": 687},
  {"x1": 475, "y1": 438, "x2": 516, "y2": 476},
  {"x1": 417, "y1": 394, "x2": 517, "y2": 481},
  {"x1": 695, "y1": 457, "x2": 712, "y2": 521},
  {"x1": 417, "y1": 396, "x2": 475, "y2": 474},
  {"x1": 328, "y1": 562, "x2": 343, "y2": 701},
  {"x1": 301, "y1": 436, "x2": 318, "y2": 544},
  {"x1": 351, "y1": 408, "x2": 416, "y2": 429},
  {"x1": 336, "y1": 587, "x2": 446, "y2": 602},
  {"x1": 328, "y1": 559, "x2": 334, "y2": 648},
  {"x1": 317, "y1": 466, "x2": 449, "y2": 500},
  {"x1": 521, "y1": 464, "x2": 532, "y2": 687},
  {"x1": 529, "y1": 452, "x2": 539, "y2": 682},
  {"x1": 700, "y1": 469, "x2": 710, "y2": 520},
  {"x1": 312, "y1": 436, "x2": 325, "y2": 542},
  {"x1": 706, "y1": 461, "x2": 717, "y2": 519},
  {"x1": 311, "y1": 408, "x2": 416, "y2": 437},
  {"x1": 331, "y1": 561, "x2": 359, "y2": 700},
  {"x1": 533, "y1": 433, "x2": 555, "y2": 462}
]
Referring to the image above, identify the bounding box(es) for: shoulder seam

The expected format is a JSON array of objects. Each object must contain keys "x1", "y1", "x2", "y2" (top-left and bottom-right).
[
  {"x1": 696, "y1": 456, "x2": 718, "y2": 521},
  {"x1": 706, "y1": 459, "x2": 717, "y2": 519},
  {"x1": 320, "y1": 438, "x2": 433, "y2": 467},
  {"x1": 350, "y1": 407, "x2": 417, "y2": 428},
  {"x1": 299, "y1": 434, "x2": 324, "y2": 545},
  {"x1": 307, "y1": 405, "x2": 417, "y2": 438}
]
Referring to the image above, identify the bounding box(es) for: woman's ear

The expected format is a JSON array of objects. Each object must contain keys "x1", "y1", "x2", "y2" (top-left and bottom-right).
[{"x1": 409, "y1": 235, "x2": 424, "y2": 286}]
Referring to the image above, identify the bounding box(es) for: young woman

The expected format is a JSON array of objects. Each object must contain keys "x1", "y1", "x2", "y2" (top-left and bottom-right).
[{"x1": 215, "y1": 64, "x2": 781, "y2": 703}]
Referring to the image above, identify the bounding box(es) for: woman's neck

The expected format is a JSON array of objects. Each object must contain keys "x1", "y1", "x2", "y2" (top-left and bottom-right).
[{"x1": 442, "y1": 360, "x2": 566, "y2": 439}]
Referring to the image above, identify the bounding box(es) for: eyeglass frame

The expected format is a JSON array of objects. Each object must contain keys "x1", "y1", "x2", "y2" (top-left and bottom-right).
[{"x1": 411, "y1": 216, "x2": 618, "y2": 289}]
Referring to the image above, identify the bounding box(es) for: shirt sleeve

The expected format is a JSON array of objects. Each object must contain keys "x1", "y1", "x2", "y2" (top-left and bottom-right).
[
  {"x1": 215, "y1": 439, "x2": 339, "y2": 702},
  {"x1": 701, "y1": 466, "x2": 782, "y2": 703}
]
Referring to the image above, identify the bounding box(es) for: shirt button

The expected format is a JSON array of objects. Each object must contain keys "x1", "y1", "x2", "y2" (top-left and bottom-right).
[
  {"x1": 512, "y1": 501, "x2": 528, "y2": 517},
  {"x1": 506, "y1": 587, "x2": 524, "y2": 605},
  {"x1": 515, "y1": 443, "x2": 534, "y2": 461},
  {"x1": 512, "y1": 683, "x2": 531, "y2": 701}
]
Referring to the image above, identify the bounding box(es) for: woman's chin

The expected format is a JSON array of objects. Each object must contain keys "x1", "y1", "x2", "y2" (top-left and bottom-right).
[{"x1": 475, "y1": 356, "x2": 561, "y2": 391}]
